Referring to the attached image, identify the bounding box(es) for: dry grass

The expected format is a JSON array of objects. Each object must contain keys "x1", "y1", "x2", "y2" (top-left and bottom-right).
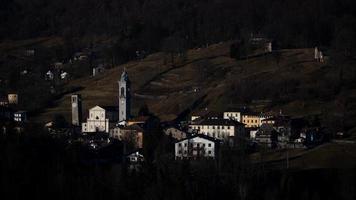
[{"x1": 32, "y1": 42, "x2": 331, "y2": 123}]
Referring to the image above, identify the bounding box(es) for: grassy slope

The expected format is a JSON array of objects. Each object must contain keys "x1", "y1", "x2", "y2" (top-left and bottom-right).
[
  {"x1": 250, "y1": 143, "x2": 356, "y2": 169},
  {"x1": 32, "y1": 41, "x2": 356, "y2": 124},
  {"x1": 3, "y1": 37, "x2": 356, "y2": 169}
]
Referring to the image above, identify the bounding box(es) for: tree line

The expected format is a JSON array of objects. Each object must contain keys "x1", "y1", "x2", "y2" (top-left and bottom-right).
[{"x1": 1, "y1": 0, "x2": 356, "y2": 55}]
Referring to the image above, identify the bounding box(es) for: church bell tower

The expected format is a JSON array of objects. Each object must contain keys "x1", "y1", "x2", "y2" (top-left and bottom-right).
[{"x1": 118, "y1": 69, "x2": 131, "y2": 122}]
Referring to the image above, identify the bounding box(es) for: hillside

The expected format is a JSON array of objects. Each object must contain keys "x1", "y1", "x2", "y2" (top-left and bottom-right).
[{"x1": 33, "y1": 41, "x2": 356, "y2": 134}]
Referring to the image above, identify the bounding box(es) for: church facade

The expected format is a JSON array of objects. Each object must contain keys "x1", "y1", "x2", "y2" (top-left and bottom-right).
[
  {"x1": 81, "y1": 70, "x2": 131, "y2": 133},
  {"x1": 81, "y1": 106, "x2": 118, "y2": 133}
]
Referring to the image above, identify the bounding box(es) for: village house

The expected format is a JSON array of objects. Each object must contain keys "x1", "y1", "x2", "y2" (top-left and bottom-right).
[
  {"x1": 0, "y1": 97, "x2": 9, "y2": 107},
  {"x1": 175, "y1": 135, "x2": 220, "y2": 160},
  {"x1": 261, "y1": 115, "x2": 292, "y2": 138},
  {"x1": 223, "y1": 110, "x2": 242, "y2": 122},
  {"x1": 164, "y1": 126, "x2": 189, "y2": 140},
  {"x1": 189, "y1": 118, "x2": 245, "y2": 140},
  {"x1": 82, "y1": 106, "x2": 118, "y2": 133},
  {"x1": 246, "y1": 127, "x2": 259, "y2": 139},
  {"x1": 14, "y1": 111, "x2": 27, "y2": 122},
  {"x1": 8, "y1": 93, "x2": 18, "y2": 105},
  {"x1": 241, "y1": 113, "x2": 261, "y2": 128},
  {"x1": 126, "y1": 150, "x2": 144, "y2": 171},
  {"x1": 45, "y1": 70, "x2": 54, "y2": 80},
  {"x1": 25, "y1": 49, "x2": 35, "y2": 57},
  {"x1": 191, "y1": 109, "x2": 222, "y2": 121},
  {"x1": 60, "y1": 71, "x2": 69, "y2": 80},
  {"x1": 255, "y1": 124, "x2": 279, "y2": 148},
  {"x1": 92, "y1": 65, "x2": 105, "y2": 77},
  {"x1": 110, "y1": 124, "x2": 144, "y2": 149}
]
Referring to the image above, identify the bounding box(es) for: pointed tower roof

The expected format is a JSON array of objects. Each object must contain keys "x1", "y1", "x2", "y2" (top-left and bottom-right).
[{"x1": 120, "y1": 69, "x2": 129, "y2": 82}]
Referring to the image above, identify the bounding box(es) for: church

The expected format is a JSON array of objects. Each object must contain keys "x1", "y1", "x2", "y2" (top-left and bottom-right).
[{"x1": 80, "y1": 70, "x2": 131, "y2": 133}]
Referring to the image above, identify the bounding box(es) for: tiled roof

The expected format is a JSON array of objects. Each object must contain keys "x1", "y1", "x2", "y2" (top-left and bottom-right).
[
  {"x1": 176, "y1": 134, "x2": 220, "y2": 143},
  {"x1": 191, "y1": 118, "x2": 245, "y2": 126}
]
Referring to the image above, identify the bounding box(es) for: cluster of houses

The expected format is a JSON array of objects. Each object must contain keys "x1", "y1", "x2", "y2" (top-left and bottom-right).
[
  {"x1": 67, "y1": 69, "x2": 320, "y2": 166},
  {"x1": 169, "y1": 108, "x2": 322, "y2": 160},
  {"x1": 0, "y1": 93, "x2": 28, "y2": 134}
]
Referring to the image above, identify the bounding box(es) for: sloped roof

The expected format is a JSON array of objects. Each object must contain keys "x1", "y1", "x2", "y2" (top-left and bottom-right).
[
  {"x1": 191, "y1": 118, "x2": 245, "y2": 126},
  {"x1": 176, "y1": 134, "x2": 220, "y2": 143},
  {"x1": 121, "y1": 124, "x2": 144, "y2": 132}
]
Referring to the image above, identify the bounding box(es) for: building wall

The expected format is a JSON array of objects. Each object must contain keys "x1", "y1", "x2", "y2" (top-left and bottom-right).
[
  {"x1": 82, "y1": 106, "x2": 109, "y2": 133},
  {"x1": 8, "y1": 94, "x2": 18, "y2": 104},
  {"x1": 189, "y1": 124, "x2": 235, "y2": 139},
  {"x1": 110, "y1": 127, "x2": 143, "y2": 149},
  {"x1": 14, "y1": 112, "x2": 26, "y2": 122},
  {"x1": 164, "y1": 127, "x2": 187, "y2": 140},
  {"x1": 242, "y1": 115, "x2": 261, "y2": 128},
  {"x1": 175, "y1": 137, "x2": 216, "y2": 159},
  {"x1": 223, "y1": 112, "x2": 241, "y2": 122}
]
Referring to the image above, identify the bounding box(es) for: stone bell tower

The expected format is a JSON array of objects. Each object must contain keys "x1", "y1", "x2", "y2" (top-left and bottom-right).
[
  {"x1": 118, "y1": 69, "x2": 131, "y2": 122},
  {"x1": 71, "y1": 94, "x2": 82, "y2": 126}
]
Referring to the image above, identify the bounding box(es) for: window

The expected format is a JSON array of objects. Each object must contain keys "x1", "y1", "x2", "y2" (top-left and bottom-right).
[
  {"x1": 178, "y1": 150, "x2": 182, "y2": 154},
  {"x1": 208, "y1": 143, "x2": 211, "y2": 147},
  {"x1": 203, "y1": 144, "x2": 205, "y2": 147},
  {"x1": 179, "y1": 143, "x2": 182, "y2": 147},
  {"x1": 208, "y1": 151, "x2": 212, "y2": 154},
  {"x1": 228, "y1": 126, "x2": 230, "y2": 129},
  {"x1": 213, "y1": 126, "x2": 215, "y2": 129},
  {"x1": 184, "y1": 143, "x2": 187, "y2": 147},
  {"x1": 222, "y1": 126, "x2": 224, "y2": 129}
]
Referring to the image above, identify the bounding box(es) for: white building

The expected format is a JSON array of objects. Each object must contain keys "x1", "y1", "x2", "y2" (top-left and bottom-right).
[
  {"x1": 82, "y1": 106, "x2": 118, "y2": 133},
  {"x1": 92, "y1": 66, "x2": 105, "y2": 77},
  {"x1": 189, "y1": 118, "x2": 245, "y2": 140},
  {"x1": 60, "y1": 71, "x2": 69, "y2": 79},
  {"x1": 46, "y1": 70, "x2": 54, "y2": 80},
  {"x1": 223, "y1": 111, "x2": 241, "y2": 122},
  {"x1": 175, "y1": 135, "x2": 219, "y2": 159}
]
